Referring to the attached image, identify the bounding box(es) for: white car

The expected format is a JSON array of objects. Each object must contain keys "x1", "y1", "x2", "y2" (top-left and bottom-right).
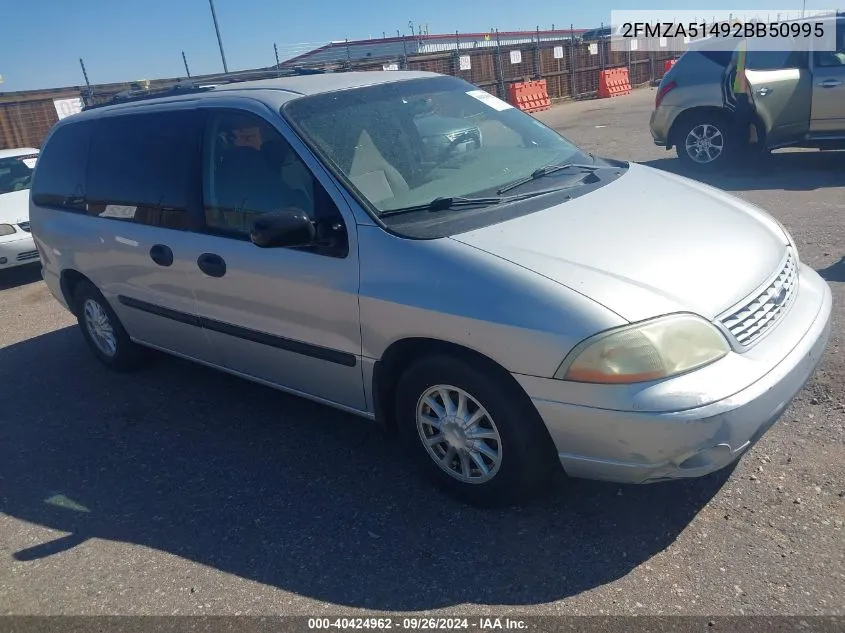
[{"x1": 0, "y1": 147, "x2": 39, "y2": 270}]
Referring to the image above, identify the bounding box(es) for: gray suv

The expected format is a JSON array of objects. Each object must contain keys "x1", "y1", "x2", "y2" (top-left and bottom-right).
[
  {"x1": 650, "y1": 16, "x2": 845, "y2": 170},
  {"x1": 29, "y1": 71, "x2": 831, "y2": 507}
]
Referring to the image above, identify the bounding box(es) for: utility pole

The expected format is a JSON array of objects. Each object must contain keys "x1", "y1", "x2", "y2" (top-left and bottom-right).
[
  {"x1": 79, "y1": 58, "x2": 91, "y2": 89},
  {"x1": 79, "y1": 58, "x2": 93, "y2": 106},
  {"x1": 182, "y1": 51, "x2": 191, "y2": 77},
  {"x1": 274, "y1": 42, "x2": 281, "y2": 75},
  {"x1": 208, "y1": 0, "x2": 229, "y2": 73}
]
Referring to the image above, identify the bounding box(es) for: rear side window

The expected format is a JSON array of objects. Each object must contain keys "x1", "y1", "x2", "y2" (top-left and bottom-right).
[
  {"x1": 746, "y1": 48, "x2": 808, "y2": 70},
  {"x1": 813, "y1": 20, "x2": 845, "y2": 66},
  {"x1": 699, "y1": 51, "x2": 733, "y2": 67},
  {"x1": 30, "y1": 121, "x2": 93, "y2": 210},
  {"x1": 86, "y1": 110, "x2": 201, "y2": 229}
]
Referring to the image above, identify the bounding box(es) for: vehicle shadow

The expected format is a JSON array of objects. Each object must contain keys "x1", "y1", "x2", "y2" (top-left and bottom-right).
[
  {"x1": 641, "y1": 149, "x2": 845, "y2": 192},
  {"x1": 0, "y1": 263, "x2": 42, "y2": 290},
  {"x1": 0, "y1": 327, "x2": 731, "y2": 610},
  {"x1": 818, "y1": 256, "x2": 845, "y2": 283}
]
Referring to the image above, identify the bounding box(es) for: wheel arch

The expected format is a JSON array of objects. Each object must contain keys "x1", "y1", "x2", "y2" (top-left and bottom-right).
[
  {"x1": 372, "y1": 337, "x2": 540, "y2": 433},
  {"x1": 59, "y1": 269, "x2": 93, "y2": 316},
  {"x1": 667, "y1": 106, "x2": 732, "y2": 150},
  {"x1": 668, "y1": 105, "x2": 766, "y2": 151}
]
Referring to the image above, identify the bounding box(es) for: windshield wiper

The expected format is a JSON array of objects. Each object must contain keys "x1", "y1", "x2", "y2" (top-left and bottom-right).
[
  {"x1": 496, "y1": 162, "x2": 603, "y2": 195},
  {"x1": 379, "y1": 187, "x2": 577, "y2": 219},
  {"x1": 379, "y1": 196, "x2": 503, "y2": 218}
]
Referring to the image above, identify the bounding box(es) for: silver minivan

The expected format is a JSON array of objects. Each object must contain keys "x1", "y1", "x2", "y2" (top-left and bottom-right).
[{"x1": 30, "y1": 71, "x2": 832, "y2": 507}]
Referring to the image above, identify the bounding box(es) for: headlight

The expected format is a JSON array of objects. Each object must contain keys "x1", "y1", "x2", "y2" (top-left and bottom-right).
[
  {"x1": 555, "y1": 313, "x2": 730, "y2": 384},
  {"x1": 0, "y1": 224, "x2": 16, "y2": 237}
]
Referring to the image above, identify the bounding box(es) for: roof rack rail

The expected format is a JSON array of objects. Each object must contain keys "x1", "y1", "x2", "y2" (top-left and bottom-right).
[
  {"x1": 81, "y1": 82, "x2": 215, "y2": 111},
  {"x1": 81, "y1": 66, "x2": 331, "y2": 111}
]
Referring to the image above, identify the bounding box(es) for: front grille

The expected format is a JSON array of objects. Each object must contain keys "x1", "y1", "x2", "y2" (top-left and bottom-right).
[
  {"x1": 17, "y1": 221, "x2": 30, "y2": 232},
  {"x1": 719, "y1": 249, "x2": 798, "y2": 348},
  {"x1": 16, "y1": 250, "x2": 39, "y2": 262}
]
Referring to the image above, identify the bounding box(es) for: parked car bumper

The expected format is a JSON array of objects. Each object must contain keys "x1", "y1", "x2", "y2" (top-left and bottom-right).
[
  {"x1": 649, "y1": 105, "x2": 679, "y2": 148},
  {"x1": 515, "y1": 267, "x2": 833, "y2": 484},
  {"x1": 0, "y1": 234, "x2": 39, "y2": 269}
]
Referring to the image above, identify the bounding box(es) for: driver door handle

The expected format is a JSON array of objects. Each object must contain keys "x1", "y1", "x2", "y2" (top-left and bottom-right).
[{"x1": 818, "y1": 79, "x2": 843, "y2": 88}]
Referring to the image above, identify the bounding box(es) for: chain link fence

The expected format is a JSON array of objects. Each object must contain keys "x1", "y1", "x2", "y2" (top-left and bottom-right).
[
  {"x1": 399, "y1": 35, "x2": 677, "y2": 101},
  {"x1": 0, "y1": 33, "x2": 679, "y2": 150}
]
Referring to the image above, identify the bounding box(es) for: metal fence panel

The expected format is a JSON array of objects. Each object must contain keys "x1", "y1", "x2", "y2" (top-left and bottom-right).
[{"x1": 0, "y1": 34, "x2": 687, "y2": 150}]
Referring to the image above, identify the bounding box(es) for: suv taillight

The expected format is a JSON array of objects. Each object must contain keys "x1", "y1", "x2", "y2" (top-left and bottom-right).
[{"x1": 655, "y1": 80, "x2": 677, "y2": 109}]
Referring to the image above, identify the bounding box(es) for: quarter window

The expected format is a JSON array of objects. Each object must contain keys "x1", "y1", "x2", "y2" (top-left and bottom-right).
[{"x1": 30, "y1": 121, "x2": 93, "y2": 211}]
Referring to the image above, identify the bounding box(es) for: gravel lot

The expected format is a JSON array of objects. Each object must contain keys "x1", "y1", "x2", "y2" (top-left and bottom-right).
[{"x1": 1, "y1": 87, "x2": 843, "y2": 617}]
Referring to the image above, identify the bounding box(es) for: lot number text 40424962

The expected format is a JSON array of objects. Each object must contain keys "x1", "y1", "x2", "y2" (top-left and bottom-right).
[{"x1": 307, "y1": 617, "x2": 528, "y2": 631}]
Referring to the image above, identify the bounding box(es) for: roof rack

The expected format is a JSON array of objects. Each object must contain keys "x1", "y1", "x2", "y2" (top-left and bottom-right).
[{"x1": 81, "y1": 66, "x2": 330, "y2": 111}]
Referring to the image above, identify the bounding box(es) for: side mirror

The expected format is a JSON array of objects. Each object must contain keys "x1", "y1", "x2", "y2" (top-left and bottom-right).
[{"x1": 250, "y1": 209, "x2": 315, "y2": 248}]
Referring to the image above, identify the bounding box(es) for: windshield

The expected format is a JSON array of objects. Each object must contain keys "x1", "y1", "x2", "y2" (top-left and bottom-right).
[
  {"x1": 0, "y1": 154, "x2": 37, "y2": 195},
  {"x1": 282, "y1": 76, "x2": 593, "y2": 220}
]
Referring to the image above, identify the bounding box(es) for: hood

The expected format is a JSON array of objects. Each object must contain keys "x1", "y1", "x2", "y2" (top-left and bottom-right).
[
  {"x1": 450, "y1": 163, "x2": 790, "y2": 323},
  {"x1": 0, "y1": 190, "x2": 31, "y2": 225}
]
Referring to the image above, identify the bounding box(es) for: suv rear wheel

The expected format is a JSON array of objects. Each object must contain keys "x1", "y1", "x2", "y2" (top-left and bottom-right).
[{"x1": 675, "y1": 112, "x2": 735, "y2": 171}]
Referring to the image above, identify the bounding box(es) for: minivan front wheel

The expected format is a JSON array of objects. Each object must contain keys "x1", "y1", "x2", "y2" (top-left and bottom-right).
[
  {"x1": 675, "y1": 113, "x2": 735, "y2": 170},
  {"x1": 73, "y1": 280, "x2": 145, "y2": 371},
  {"x1": 395, "y1": 355, "x2": 557, "y2": 507},
  {"x1": 415, "y1": 384, "x2": 503, "y2": 484}
]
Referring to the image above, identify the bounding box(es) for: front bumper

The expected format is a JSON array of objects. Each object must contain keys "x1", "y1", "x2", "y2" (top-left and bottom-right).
[
  {"x1": 516, "y1": 267, "x2": 833, "y2": 484},
  {"x1": 0, "y1": 234, "x2": 39, "y2": 269}
]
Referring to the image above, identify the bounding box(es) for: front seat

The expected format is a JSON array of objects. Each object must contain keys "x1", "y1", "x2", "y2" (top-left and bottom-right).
[
  {"x1": 262, "y1": 139, "x2": 315, "y2": 217},
  {"x1": 213, "y1": 145, "x2": 306, "y2": 232},
  {"x1": 348, "y1": 129, "x2": 410, "y2": 205}
]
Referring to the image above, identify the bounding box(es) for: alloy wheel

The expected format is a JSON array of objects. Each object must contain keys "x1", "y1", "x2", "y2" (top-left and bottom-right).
[
  {"x1": 83, "y1": 298, "x2": 117, "y2": 357},
  {"x1": 684, "y1": 123, "x2": 725, "y2": 164},
  {"x1": 416, "y1": 384, "x2": 503, "y2": 484}
]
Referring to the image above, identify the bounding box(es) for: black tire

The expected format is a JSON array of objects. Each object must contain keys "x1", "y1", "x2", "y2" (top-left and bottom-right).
[
  {"x1": 674, "y1": 112, "x2": 736, "y2": 172},
  {"x1": 394, "y1": 354, "x2": 559, "y2": 508},
  {"x1": 73, "y1": 279, "x2": 146, "y2": 371}
]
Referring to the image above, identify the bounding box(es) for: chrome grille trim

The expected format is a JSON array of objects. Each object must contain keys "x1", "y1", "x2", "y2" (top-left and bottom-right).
[
  {"x1": 718, "y1": 248, "x2": 798, "y2": 349},
  {"x1": 16, "y1": 250, "x2": 39, "y2": 262}
]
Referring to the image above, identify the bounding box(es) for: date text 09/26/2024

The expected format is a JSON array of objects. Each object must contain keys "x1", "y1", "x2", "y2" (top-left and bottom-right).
[{"x1": 308, "y1": 617, "x2": 527, "y2": 631}]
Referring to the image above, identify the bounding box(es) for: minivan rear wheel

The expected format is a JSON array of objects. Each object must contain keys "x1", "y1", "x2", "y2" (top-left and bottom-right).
[
  {"x1": 73, "y1": 280, "x2": 146, "y2": 371},
  {"x1": 675, "y1": 113, "x2": 735, "y2": 171},
  {"x1": 394, "y1": 355, "x2": 557, "y2": 507}
]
